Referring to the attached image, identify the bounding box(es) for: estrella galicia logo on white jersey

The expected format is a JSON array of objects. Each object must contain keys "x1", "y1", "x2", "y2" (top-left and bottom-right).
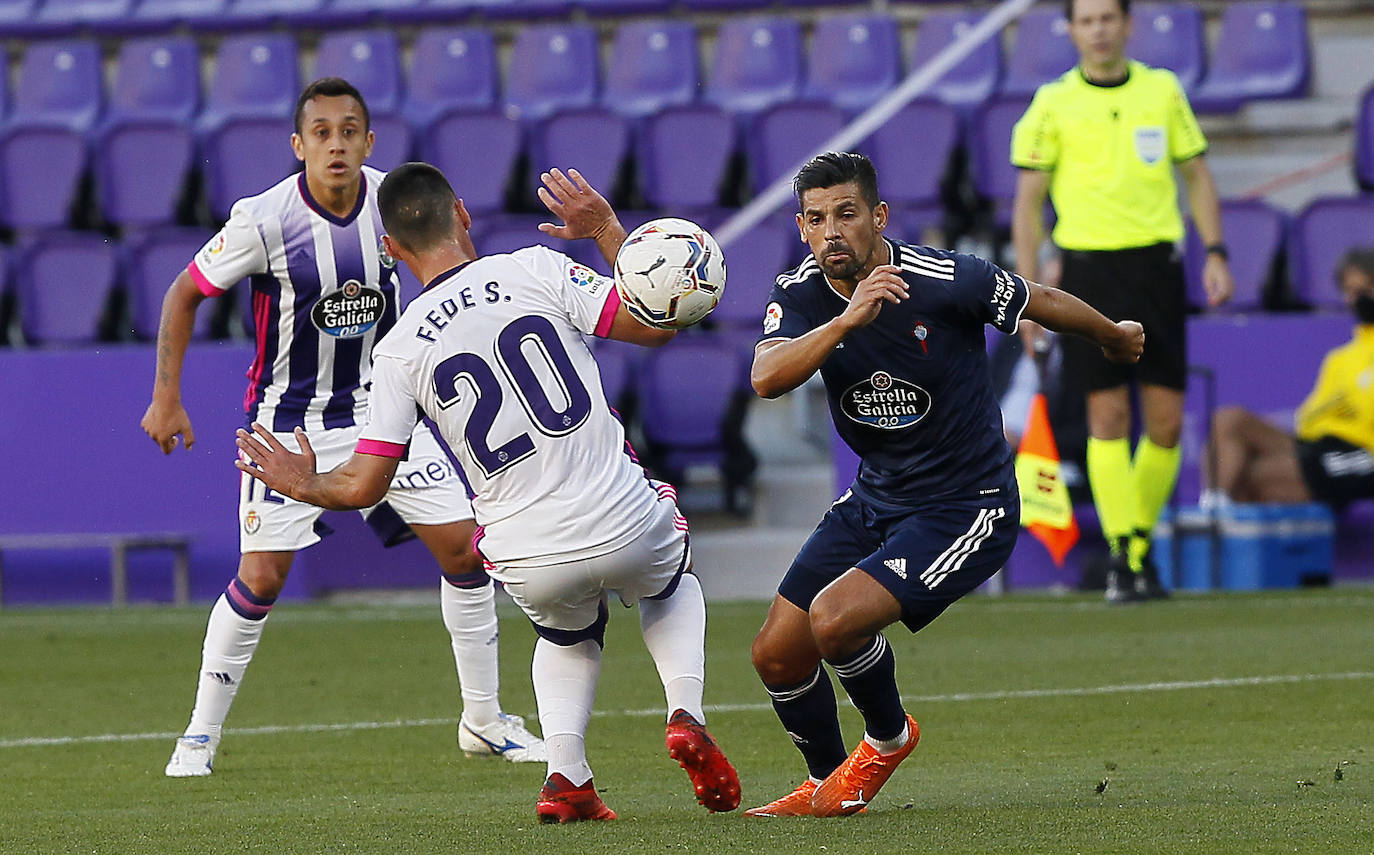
[
  {"x1": 841, "y1": 371, "x2": 931, "y2": 430},
  {"x1": 311, "y1": 279, "x2": 386, "y2": 338},
  {"x1": 763, "y1": 301, "x2": 783, "y2": 335},
  {"x1": 1135, "y1": 126, "x2": 1165, "y2": 165},
  {"x1": 567, "y1": 262, "x2": 609, "y2": 298}
]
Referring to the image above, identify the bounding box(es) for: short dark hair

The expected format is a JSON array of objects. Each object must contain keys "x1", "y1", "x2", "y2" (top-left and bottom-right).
[
  {"x1": 793, "y1": 151, "x2": 880, "y2": 211},
  {"x1": 1337, "y1": 248, "x2": 1374, "y2": 281},
  {"x1": 378, "y1": 162, "x2": 458, "y2": 253},
  {"x1": 1065, "y1": 0, "x2": 1130, "y2": 19},
  {"x1": 293, "y1": 77, "x2": 370, "y2": 135}
]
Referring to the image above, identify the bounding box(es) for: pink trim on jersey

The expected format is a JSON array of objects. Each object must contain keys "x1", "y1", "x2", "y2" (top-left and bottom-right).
[
  {"x1": 594, "y1": 287, "x2": 622, "y2": 337},
  {"x1": 243, "y1": 289, "x2": 271, "y2": 415},
  {"x1": 356, "y1": 438, "x2": 407, "y2": 458},
  {"x1": 187, "y1": 260, "x2": 225, "y2": 297},
  {"x1": 227, "y1": 582, "x2": 272, "y2": 619}
]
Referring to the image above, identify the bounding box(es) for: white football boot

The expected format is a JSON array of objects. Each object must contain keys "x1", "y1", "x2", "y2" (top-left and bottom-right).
[
  {"x1": 165, "y1": 734, "x2": 217, "y2": 777},
  {"x1": 458, "y1": 712, "x2": 546, "y2": 763}
]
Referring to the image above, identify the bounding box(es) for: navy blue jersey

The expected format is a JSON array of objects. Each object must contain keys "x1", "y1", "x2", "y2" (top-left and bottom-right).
[{"x1": 758, "y1": 237, "x2": 1031, "y2": 504}]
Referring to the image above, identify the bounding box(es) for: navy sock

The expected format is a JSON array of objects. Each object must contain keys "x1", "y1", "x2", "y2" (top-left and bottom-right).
[
  {"x1": 828, "y1": 634, "x2": 906, "y2": 742},
  {"x1": 763, "y1": 666, "x2": 848, "y2": 781}
]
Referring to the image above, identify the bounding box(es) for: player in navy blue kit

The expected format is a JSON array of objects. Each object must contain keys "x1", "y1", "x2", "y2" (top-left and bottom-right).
[{"x1": 744, "y1": 153, "x2": 1144, "y2": 818}]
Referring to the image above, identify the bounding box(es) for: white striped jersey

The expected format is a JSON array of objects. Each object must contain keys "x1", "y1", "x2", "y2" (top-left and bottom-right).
[
  {"x1": 359, "y1": 246, "x2": 668, "y2": 566},
  {"x1": 758, "y1": 237, "x2": 1031, "y2": 503},
  {"x1": 187, "y1": 165, "x2": 400, "y2": 432}
]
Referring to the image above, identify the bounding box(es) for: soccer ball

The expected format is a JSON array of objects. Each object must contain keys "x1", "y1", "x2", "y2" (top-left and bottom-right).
[{"x1": 613, "y1": 218, "x2": 726, "y2": 330}]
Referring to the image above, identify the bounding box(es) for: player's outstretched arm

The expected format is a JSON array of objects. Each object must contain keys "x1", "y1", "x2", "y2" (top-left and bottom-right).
[
  {"x1": 1023, "y1": 281, "x2": 1144, "y2": 364},
  {"x1": 752, "y1": 265, "x2": 908, "y2": 398},
  {"x1": 234, "y1": 424, "x2": 398, "y2": 511},
  {"x1": 142, "y1": 269, "x2": 208, "y2": 454},
  {"x1": 536, "y1": 168, "x2": 628, "y2": 269}
]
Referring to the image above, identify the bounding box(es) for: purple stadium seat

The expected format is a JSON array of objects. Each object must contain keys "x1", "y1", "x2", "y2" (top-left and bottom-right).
[
  {"x1": 471, "y1": 215, "x2": 574, "y2": 259},
  {"x1": 94, "y1": 36, "x2": 200, "y2": 227},
  {"x1": 804, "y1": 13, "x2": 901, "y2": 112},
  {"x1": 9, "y1": 38, "x2": 103, "y2": 131},
  {"x1": 1288, "y1": 196, "x2": 1374, "y2": 310},
  {"x1": 420, "y1": 110, "x2": 521, "y2": 214},
  {"x1": 1002, "y1": 5, "x2": 1076, "y2": 97},
  {"x1": 202, "y1": 117, "x2": 299, "y2": 221},
  {"x1": 0, "y1": 0, "x2": 42, "y2": 38},
  {"x1": 468, "y1": 0, "x2": 568, "y2": 19},
  {"x1": 504, "y1": 24, "x2": 598, "y2": 122},
  {"x1": 219, "y1": 0, "x2": 328, "y2": 29},
  {"x1": 1183, "y1": 199, "x2": 1284, "y2": 312},
  {"x1": 322, "y1": 0, "x2": 423, "y2": 27},
  {"x1": 602, "y1": 20, "x2": 698, "y2": 119},
  {"x1": 1192, "y1": 2, "x2": 1309, "y2": 114},
  {"x1": 123, "y1": 0, "x2": 227, "y2": 31},
  {"x1": 107, "y1": 34, "x2": 200, "y2": 123},
  {"x1": 581, "y1": 0, "x2": 669, "y2": 16},
  {"x1": 589, "y1": 337, "x2": 635, "y2": 410},
  {"x1": 705, "y1": 17, "x2": 803, "y2": 116},
  {"x1": 15, "y1": 231, "x2": 119, "y2": 346},
  {"x1": 95, "y1": 124, "x2": 194, "y2": 227},
  {"x1": 711, "y1": 217, "x2": 798, "y2": 330},
  {"x1": 0, "y1": 39, "x2": 102, "y2": 229},
  {"x1": 637, "y1": 104, "x2": 736, "y2": 211},
  {"x1": 1127, "y1": 3, "x2": 1205, "y2": 92},
  {"x1": 36, "y1": 0, "x2": 135, "y2": 29},
  {"x1": 636, "y1": 335, "x2": 749, "y2": 498},
  {"x1": 1355, "y1": 85, "x2": 1374, "y2": 192},
  {"x1": 862, "y1": 98, "x2": 959, "y2": 212},
  {"x1": 910, "y1": 10, "x2": 1002, "y2": 110},
  {"x1": 968, "y1": 95, "x2": 1032, "y2": 216},
  {"x1": 527, "y1": 108, "x2": 629, "y2": 204},
  {"x1": 750, "y1": 101, "x2": 847, "y2": 195},
  {"x1": 123, "y1": 227, "x2": 217, "y2": 340},
  {"x1": 198, "y1": 33, "x2": 300, "y2": 131},
  {"x1": 314, "y1": 29, "x2": 403, "y2": 116},
  {"x1": 403, "y1": 28, "x2": 497, "y2": 133}
]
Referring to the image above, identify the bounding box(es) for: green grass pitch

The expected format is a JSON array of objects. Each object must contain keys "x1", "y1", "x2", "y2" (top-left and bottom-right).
[{"x1": 1, "y1": 589, "x2": 1370, "y2": 854}]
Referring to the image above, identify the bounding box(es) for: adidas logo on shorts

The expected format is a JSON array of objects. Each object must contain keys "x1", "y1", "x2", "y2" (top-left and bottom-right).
[{"x1": 883, "y1": 558, "x2": 908, "y2": 579}]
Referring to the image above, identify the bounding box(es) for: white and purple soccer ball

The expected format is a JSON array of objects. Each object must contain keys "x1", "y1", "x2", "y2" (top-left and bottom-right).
[{"x1": 613, "y1": 217, "x2": 726, "y2": 330}]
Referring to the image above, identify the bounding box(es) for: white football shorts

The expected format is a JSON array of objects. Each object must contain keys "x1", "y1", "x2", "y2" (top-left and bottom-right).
[
  {"x1": 238, "y1": 420, "x2": 474, "y2": 553},
  {"x1": 491, "y1": 495, "x2": 691, "y2": 632}
]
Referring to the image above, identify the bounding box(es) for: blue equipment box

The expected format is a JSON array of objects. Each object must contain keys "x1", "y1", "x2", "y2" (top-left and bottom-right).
[{"x1": 1153, "y1": 503, "x2": 1334, "y2": 590}]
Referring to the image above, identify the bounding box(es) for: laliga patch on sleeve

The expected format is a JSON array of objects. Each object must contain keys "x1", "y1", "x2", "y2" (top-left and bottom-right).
[
  {"x1": 763, "y1": 301, "x2": 783, "y2": 334},
  {"x1": 197, "y1": 231, "x2": 227, "y2": 269},
  {"x1": 567, "y1": 262, "x2": 611, "y2": 298}
]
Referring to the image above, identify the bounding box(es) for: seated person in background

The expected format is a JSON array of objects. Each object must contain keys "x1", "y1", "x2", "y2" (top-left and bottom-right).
[{"x1": 1206, "y1": 250, "x2": 1374, "y2": 508}]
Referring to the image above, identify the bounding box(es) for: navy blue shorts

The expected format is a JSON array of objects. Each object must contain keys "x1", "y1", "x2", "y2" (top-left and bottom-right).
[{"x1": 778, "y1": 487, "x2": 1020, "y2": 633}]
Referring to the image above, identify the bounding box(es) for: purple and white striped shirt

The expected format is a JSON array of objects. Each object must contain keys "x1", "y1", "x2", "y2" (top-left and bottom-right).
[{"x1": 188, "y1": 165, "x2": 399, "y2": 432}]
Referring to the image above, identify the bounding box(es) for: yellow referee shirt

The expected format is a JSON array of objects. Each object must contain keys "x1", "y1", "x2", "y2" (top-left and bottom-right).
[
  {"x1": 1010, "y1": 61, "x2": 1208, "y2": 251},
  {"x1": 1296, "y1": 325, "x2": 1374, "y2": 453}
]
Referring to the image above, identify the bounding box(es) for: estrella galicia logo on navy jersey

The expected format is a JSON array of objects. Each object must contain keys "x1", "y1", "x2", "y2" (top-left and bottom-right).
[
  {"x1": 841, "y1": 371, "x2": 931, "y2": 430},
  {"x1": 311, "y1": 279, "x2": 385, "y2": 338}
]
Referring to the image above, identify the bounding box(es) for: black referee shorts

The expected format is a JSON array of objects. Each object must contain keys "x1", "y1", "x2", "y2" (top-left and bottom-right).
[{"x1": 1058, "y1": 242, "x2": 1187, "y2": 392}]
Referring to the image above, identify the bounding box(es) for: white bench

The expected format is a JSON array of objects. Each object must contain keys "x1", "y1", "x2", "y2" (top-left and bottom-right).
[{"x1": 0, "y1": 532, "x2": 191, "y2": 607}]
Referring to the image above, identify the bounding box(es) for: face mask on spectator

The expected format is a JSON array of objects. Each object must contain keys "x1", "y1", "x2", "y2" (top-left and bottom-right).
[{"x1": 1355, "y1": 294, "x2": 1374, "y2": 324}]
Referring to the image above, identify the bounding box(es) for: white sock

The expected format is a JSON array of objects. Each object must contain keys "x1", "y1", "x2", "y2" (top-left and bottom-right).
[
  {"x1": 184, "y1": 594, "x2": 268, "y2": 742},
  {"x1": 638, "y1": 572, "x2": 706, "y2": 724},
  {"x1": 863, "y1": 721, "x2": 910, "y2": 754},
  {"x1": 532, "y1": 637, "x2": 601, "y2": 786},
  {"x1": 441, "y1": 578, "x2": 501, "y2": 728}
]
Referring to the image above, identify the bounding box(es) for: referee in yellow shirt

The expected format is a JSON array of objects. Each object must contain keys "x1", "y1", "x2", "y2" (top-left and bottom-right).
[{"x1": 1010, "y1": 0, "x2": 1234, "y2": 603}]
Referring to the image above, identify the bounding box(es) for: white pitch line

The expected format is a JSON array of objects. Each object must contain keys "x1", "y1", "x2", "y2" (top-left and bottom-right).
[{"x1": 4, "y1": 671, "x2": 1370, "y2": 750}]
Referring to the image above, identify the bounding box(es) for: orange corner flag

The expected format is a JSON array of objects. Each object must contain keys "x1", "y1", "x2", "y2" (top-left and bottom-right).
[{"x1": 1014, "y1": 392, "x2": 1079, "y2": 567}]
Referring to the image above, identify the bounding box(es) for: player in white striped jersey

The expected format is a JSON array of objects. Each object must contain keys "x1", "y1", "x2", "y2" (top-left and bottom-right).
[
  {"x1": 141, "y1": 79, "x2": 542, "y2": 778},
  {"x1": 233, "y1": 164, "x2": 741, "y2": 822}
]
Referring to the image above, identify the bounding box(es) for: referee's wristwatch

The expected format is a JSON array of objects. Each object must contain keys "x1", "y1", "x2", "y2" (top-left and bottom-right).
[{"x1": 1205, "y1": 243, "x2": 1229, "y2": 260}]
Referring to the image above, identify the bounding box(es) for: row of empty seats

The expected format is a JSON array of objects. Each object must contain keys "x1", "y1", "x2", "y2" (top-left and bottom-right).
[
  {"x1": 2, "y1": 193, "x2": 1371, "y2": 348},
  {"x1": 0, "y1": 2, "x2": 1314, "y2": 229}
]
